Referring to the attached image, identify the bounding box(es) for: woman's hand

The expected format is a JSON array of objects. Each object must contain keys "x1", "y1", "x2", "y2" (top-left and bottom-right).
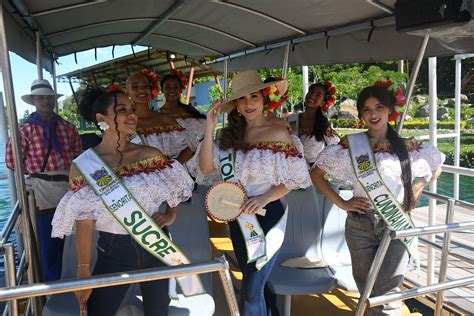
[
  {"x1": 75, "y1": 266, "x2": 92, "y2": 312},
  {"x1": 339, "y1": 197, "x2": 372, "y2": 214},
  {"x1": 240, "y1": 195, "x2": 269, "y2": 215},
  {"x1": 153, "y1": 210, "x2": 177, "y2": 227},
  {"x1": 206, "y1": 100, "x2": 222, "y2": 131}
]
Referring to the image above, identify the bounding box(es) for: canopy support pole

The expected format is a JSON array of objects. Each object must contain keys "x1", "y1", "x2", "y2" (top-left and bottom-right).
[
  {"x1": 223, "y1": 60, "x2": 228, "y2": 128},
  {"x1": 453, "y1": 56, "x2": 462, "y2": 200},
  {"x1": 302, "y1": 65, "x2": 309, "y2": 112},
  {"x1": 185, "y1": 63, "x2": 195, "y2": 105},
  {"x1": 52, "y1": 56, "x2": 58, "y2": 112},
  {"x1": 214, "y1": 75, "x2": 223, "y2": 94},
  {"x1": 282, "y1": 44, "x2": 290, "y2": 79},
  {"x1": 36, "y1": 31, "x2": 43, "y2": 79},
  {"x1": 396, "y1": 34, "x2": 430, "y2": 133}
]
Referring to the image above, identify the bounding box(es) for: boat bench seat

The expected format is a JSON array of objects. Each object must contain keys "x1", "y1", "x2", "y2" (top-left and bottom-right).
[{"x1": 43, "y1": 190, "x2": 215, "y2": 316}]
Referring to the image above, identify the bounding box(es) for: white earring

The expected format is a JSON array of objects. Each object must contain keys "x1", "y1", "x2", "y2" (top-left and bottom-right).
[{"x1": 98, "y1": 121, "x2": 110, "y2": 131}]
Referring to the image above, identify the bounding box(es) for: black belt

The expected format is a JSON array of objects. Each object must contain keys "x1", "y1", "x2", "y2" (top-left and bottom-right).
[{"x1": 29, "y1": 173, "x2": 69, "y2": 182}]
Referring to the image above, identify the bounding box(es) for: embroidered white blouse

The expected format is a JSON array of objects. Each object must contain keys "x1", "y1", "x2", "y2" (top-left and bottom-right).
[
  {"x1": 315, "y1": 136, "x2": 445, "y2": 203},
  {"x1": 134, "y1": 124, "x2": 190, "y2": 159},
  {"x1": 299, "y1": 132, "x2": 340, "y2": 165},
  {"x1": 52, "y1": 155, "x2": 194, "y2": 237},
  {"x1": 176, "y1": 117, "x2": 207, "y2": 151},
  {"x1": 187, "y1": 140, "x2": 312, "y2": 197}
]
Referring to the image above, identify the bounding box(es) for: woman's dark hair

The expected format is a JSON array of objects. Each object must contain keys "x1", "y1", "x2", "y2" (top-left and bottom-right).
[
  {"x1": 78, "y1": 86, "x2": 124, "y2": 164},
  {"x1": 356, "y1": 85, "x2": 415, "y2": 212},
  {"x1": 306, "y1": 83, "x2": 331, "y2": 143},
  {"x1": 160, "y1": 73, "x2": 206, "y2": 119},
  {"x1": 218, "y1": 107, "x2": 247, "y2": 151}
]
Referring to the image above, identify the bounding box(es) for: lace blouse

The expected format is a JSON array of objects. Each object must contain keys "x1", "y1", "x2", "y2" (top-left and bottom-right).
[
  {"x1": 187, "y1": 141, "x2": 312, "y2": 196},
  {"x1": 315, "y1": 136, "x2": 445, "y2": 203},
  {"x1": 175, "y1": 117, "x2": 207, "y2": 151},
  {"x1": 52, "y1": 155, "x2": 194, "y2": 237},
  {"x1": 298, "y1": 128, "x2": 340, "y2": 165},
  {"x1": 133, "y1": 124, "x2": 190, "y2": 158}
]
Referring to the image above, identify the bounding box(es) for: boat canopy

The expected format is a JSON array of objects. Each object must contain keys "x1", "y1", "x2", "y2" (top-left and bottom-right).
[{"x1": 2, "y1": 0, "x2": 474, "y2": 73}]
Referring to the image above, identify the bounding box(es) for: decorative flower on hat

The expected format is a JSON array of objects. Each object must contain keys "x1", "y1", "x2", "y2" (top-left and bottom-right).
[
  {"x1": 140, "y1": 69, "x2": 160, "y2": 98},
  {"x1": 374, "y1": 80, "x2": 406, "y2": 122},
  {"x1": 322, "y1": 81, "x2": 337, "y2": 111},
  {"x1": 262, "y1": 77, "x2": 289, "y2": 116},
  {"x1": 170, "y1": 68, "x2": 188, "y2": 89}
]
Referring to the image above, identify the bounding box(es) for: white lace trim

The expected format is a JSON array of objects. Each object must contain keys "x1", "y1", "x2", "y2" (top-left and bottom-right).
[
  {"x1": 300, "y1": 134, "x2": 340, "y2": 164},
  {"x1": 51, "y1": 160, "x2": 194, "y2": 238},
  {"x1": 187, "y1": 141, "x2": 312, "y2": 190},
  {"x1": 141, "y1": 130, "x2": 188, "y2": 158},
  {"x1": 176, "y1": 118, "x2": 207, "y2": 151}
]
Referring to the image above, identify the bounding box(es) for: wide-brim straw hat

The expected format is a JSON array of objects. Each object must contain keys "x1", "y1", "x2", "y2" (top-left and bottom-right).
[
  {"x1": 21, "y1": 79, "x2": 63, "y2": 105},
  {"x1": 220, "y1": 70, "x2": 288, "y2": 113}
]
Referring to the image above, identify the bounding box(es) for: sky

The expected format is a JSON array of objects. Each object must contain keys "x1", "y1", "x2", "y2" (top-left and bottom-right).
[{"x1": 0, "y1": 45, "x2": 146, "y2": 118}]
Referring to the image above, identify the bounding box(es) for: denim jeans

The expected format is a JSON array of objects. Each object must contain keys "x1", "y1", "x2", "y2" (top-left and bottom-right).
[
  {"x1": 36, "y1": 210, "x2": 64, "y2": 281},
  {"x1": 229, "y1": 199, "x2": 284, "y2": 316},
  {"x1": 345, "y1": 212, "x2": 409, "y2": 316},
  {"x1": 87, "y1": 230, "x2": 170, "y2": 316}
]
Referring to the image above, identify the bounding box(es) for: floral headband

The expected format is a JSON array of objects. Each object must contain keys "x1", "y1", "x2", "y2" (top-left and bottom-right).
[
  {"x1": 140, "y1": 68, "x2": 160, "y2": 98},
  {"x1": 322, "y1": 81, "x2": 336, "y2": 111},
  {"x1": 107, "y1": 82, "x2": 125, "y2": 93},
  {"x1": 170, "y1": 68, "x2": 188, "y2": 89},
  {"x1": 374, "y1": 80, "x2": 406, "y2": 122},
  {"x1": 262, "y1": 77, "x2": 289, "y2": 116}
]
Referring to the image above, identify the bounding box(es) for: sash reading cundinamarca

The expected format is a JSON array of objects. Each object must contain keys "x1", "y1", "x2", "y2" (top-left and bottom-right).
[
  {"x1": 74, "y1": 149, "x2": 205, "y2": 296},
  {"x1": 346, "y1": 133, "x2": 419, "y2": 267}
]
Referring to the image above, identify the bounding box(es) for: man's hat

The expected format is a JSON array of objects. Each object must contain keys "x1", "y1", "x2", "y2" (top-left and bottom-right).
[{"x1": 21, "y1": 79, "x2": 63, "y2": 105}]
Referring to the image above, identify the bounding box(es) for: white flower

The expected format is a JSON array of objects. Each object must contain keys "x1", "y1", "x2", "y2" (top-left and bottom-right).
[{"x1": 98, "y1": 121, "x2": 110, "y2": 131}]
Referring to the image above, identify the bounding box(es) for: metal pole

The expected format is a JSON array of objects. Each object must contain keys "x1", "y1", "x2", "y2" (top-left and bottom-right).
[
  {"x1": 27, "y1": 190, "x2": 39, "y2": 250},
  {"x1": 0, "y1": 93, "x2": 17, "y2": 202},
  {"x1": 434, "y1": 199, "x2": 456, "y2": 316},
  {"x1": 36, "y1": 31, "x2": 43, "y2": 80},
  {"x1": 3, "y1": 243, "x2": 19, "y2": 316},
  {"x1": 223, "y1": 60, "x2": 228, "y2": 128},
  {"x1": 282, "y1": 44, "x2": 290, "y2": 79},
  {"x1": 391, "y1": 221, "x2": 474, "y2": 239},
  {"x1": 355, "y1": 229, "x2": 392, "y2": 316},
  {"x1": 453, "y1": 57, "x2": 461, "y2": 200},
  {"x1": 215, "y1": 256, "x2": 240, "y2": 316},
  {"x1": 398, "y1": 60, "x2": 404, "y2": 73},
  {"x1": 185, "y1": 63, "x2": 195, "y2": 105},
  {"x1": 397, "y1": 34, "x2": 430, "y2": 133},
  {"x1": 427, "y1": 56, "x2": 437, "y2": 285},
  {"x1": 302, "y1": 65, "x2": 309, "y2": 113},
  {"x1": 0, "y1": 0, "x2": 29, "y2": 230},
  {"x1": 51, "y1": 56, "x2": 59, "y2": 112}
]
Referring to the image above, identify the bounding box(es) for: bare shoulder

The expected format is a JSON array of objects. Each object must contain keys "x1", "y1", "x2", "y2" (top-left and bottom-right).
[
  {"x1": 128, "y1": 143, "x2": 164, "y2": 161},
  {"x1": 267, "y1": 116, "x2": 289, "y2": 128},
  {"x1": 69, "y1": 164, "x2": 81, "y2": 179},
  {"x1": 262, "y1": 121, "x2": 291, "y2": 143},
  {"x1": 155, "y1": 112, "x2": 178, "y2": 126}
]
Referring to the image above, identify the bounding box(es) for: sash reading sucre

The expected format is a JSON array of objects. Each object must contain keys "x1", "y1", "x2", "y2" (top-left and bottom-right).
[
  {"x1": 346, "y1": 133, "x2": 419, "y2": 267},
  {"x1": 219, "y1": 148, "x2": 288, "y2": 270},
  {"x1": 74, "y1": 149, "x2": 205, "y2": 297}
]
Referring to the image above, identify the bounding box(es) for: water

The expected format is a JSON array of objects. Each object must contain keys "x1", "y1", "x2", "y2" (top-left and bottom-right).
[{"x1": 0, "y1": 139, "x2": 12, "y2": 280}]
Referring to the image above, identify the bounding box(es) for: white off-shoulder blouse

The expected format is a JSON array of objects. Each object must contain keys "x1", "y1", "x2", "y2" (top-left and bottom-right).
[
  {"x1": 298, "y1": 128, "x2": 340, "y2": 165},
  {"x1": 315, "y1": 136, "x2": 445, "y2": 203},
  {"x1": 187, "y1": 140, "x2": 312, "y2": 197},
  {"x1": 52, "y1": 155, "x2": 194, "y2": 237},
  {"x1": 135, "y1": 124, "x2": 190, "y2": 159},
  {"x1": 176, "y1": 117, "x2": 207, "y2": 151}
]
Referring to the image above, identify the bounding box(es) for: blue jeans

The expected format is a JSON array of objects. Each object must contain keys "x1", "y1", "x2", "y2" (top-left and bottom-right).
[
  {"x1": 36, "y1": 210, "x2": 64, "y2": 281},
  {"x1": 345, "y1": 212, "x2": 409, "y2": 316},
  {"x1": 229, "y1": 199, "x2": 284, "y2": 316},
  {"x1": 87, "y1": 230, "x2": 170, "y2": 316}
]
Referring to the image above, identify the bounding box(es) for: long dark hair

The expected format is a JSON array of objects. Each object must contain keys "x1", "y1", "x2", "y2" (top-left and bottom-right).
[
  {"x1": 160, "y1": 74, "x2": 206, "y2": 119},
  {"x1": 306, "y1": 83, "x2": 331, "y2": 143},
  {"x1": 218, "y1": 107, "x2": 247, "y2": 150},
  {"x1": 78, "y1": 86, "x2": 124, "y2": 164},
  {"x1": 357, "y1": 86, "x2": 415, "y2": 212}
]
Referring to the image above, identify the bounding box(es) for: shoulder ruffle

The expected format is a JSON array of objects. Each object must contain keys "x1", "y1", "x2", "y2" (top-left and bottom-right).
[
  {"x1": 301, "y1": 134, "x2": 340, "y2": 164},
  {"x1": 137, "y1": 124, "x2": 188, "y2": 158},
  {"x1": 314, "y1": 144, "x2": 354, "y2": 182},
  {"x1": 187, "y1": 141, "x2": 222, "y2": 185},
  {"x1": 176, "y1": 117, "x2": 207, "y2": 151},
  {"x1": 52, "y1": 160, "x2": 194, "y2": 238}
]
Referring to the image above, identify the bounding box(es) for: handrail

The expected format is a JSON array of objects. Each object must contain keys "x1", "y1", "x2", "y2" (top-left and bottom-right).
[
  {"x1": 0, "y1": 257, "x2": 240, "y2": 316},
  {"x1": 441, "y1": 164, "x2": 474, "y2": 177},
  {"x1": 390, "y1": 221, "x2": 474, "y2": 239},
  {"x1": 422, "y1": 190, "x2": 474, "y2": 210},
  {"x1": 0, "y1": 201, "x2": 20, "y2": 249}
]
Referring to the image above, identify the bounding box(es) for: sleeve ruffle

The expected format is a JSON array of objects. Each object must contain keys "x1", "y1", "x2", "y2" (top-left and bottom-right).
[
  {"x1": 176, "y1": 118, "x2": 207, "y2": 151},
  {"x1": 51, "y1": 161, "x2": 193, "y2": 238},
  {"x1": 186, "y1": 141, "x2": 221, "y2": 185},
  {"x1": 314, "y1": 144, "x2": 354, "y2": 183},
  {"x1": 145, "y1": 130, "x2": 189, "y2": 158},
  {"x1": 410, "y1": 143, "x2": 445, "y2": 181},
  {"x1": 237, "y1": 149, "x2": 312, "y2": 190}
]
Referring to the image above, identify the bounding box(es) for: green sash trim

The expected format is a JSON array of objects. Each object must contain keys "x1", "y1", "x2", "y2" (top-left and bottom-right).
[
  {"x1": 74, "y1": 149, "x2": 205, "y2": 296},
  {"x1": 346, "y1": 133, "x2": 419, "y2": 267},
  {"x1": 129, "y1": 133, "x2": 149, "y2": 146}
]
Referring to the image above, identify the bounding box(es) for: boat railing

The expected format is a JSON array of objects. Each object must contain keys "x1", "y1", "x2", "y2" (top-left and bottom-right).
[{"x1": 355, "y1": 192, "x2": 474, "y2": 316}]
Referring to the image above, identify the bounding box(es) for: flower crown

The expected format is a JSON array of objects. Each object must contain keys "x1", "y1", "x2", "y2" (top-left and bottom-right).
[
  {"x1": 107, "y1": 82, "x2": 125, "y2": 93},
  {"x1": 170, "y1": 68, "x2": 188, "y2": 89},
  {"x1": 374, "y1": 80, "x2": 406, "y2": 122},
  {"x1": 262, "y1": 77, "x2": 289, "y2": 116},
  {"x1": 140, "y1": 68, "x2": 160, "y2": 98},
  {"x1": 322, "y1": 81, "x2": 336, "y2": 111}
]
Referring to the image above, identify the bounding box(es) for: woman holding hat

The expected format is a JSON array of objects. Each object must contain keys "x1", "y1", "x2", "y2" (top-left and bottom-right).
[
  {"x1": 6, "y1": 79, "x2": 82, "y2": 281},
  {"x1": 126, "y1": 70, "x2": 194, "y2": 163},
  {"x1": 188, "y1": 70, "x2": 311, "y2": 315}
]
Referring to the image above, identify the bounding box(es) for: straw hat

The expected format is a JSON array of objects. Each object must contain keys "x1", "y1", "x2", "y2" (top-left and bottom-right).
[
  {"x1": 220, "y1": 70, "x2": 288, "y2": 113},
  {"x1": 21, "y1": 79, "x2": 63, "y2": 105}
]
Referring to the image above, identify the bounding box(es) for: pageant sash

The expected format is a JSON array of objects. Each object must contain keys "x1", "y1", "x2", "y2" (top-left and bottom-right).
[
  {"x1": 346, "y1": 133, "x2": 419, "y2": 267},
  {"x1": 128, "y1": 133, "x2": 149, "y2": 146},
  {"x1": 74, "y1": 149, "x2": 205, "y2": 296},
  {"x1": 219, "y1": 149, "x2": 288, "y2": 270}
]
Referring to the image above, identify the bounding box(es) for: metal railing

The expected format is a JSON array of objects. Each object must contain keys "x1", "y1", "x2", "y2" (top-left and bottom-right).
[
  {"x1": 0, "y1": 256, "x2": 240, "y2": 316},
  {"x1": 355, "y1": 192, "x2": 474, "y2": 316}
]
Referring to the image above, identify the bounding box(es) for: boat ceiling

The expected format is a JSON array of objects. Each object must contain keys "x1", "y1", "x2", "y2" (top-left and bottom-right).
[
  {"x1": 58, "y1": 48, "x2": 221, "y2": 87},
  {"x1": 3, "y1": 0, "x2": 474, "y2": 73}
]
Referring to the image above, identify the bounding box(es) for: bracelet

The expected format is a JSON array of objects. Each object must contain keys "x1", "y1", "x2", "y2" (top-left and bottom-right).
[{"x1": 77, "y1": 263, "x2": 90, "y2": 268}]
